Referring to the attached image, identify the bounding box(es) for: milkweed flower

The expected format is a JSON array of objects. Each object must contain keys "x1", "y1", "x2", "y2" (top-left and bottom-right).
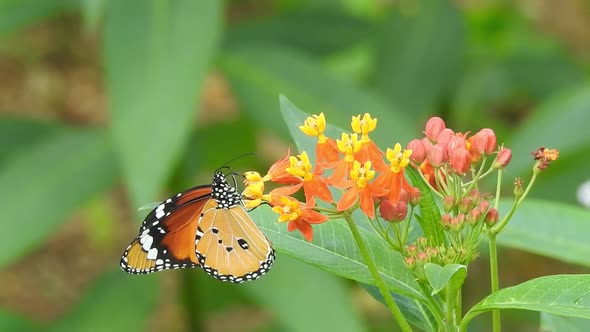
[
  {"x1": 374, "y1": 143, "x2": 417, "y2": 203},
  {"x1": 337, "y1": 160, "x2": 385, "y2": 218},
  {"x1": 299, "y1": 112, "x2": 340, "y2": 167},
  {"x1": 285, "y1": 151, "x2": 333, "y2": 203},
  {"x1": 351, "y1": 113, "x2": 387, "y2": 171},
  {"x1": 271, "y1": 196, "x2": 328, "y2": 241}
]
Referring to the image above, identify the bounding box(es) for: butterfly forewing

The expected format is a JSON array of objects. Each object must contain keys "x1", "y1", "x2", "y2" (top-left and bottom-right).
[
  {"x1": 120, "y1": 185, "x2": 212, "y2": 274},
  {"x1": 196, "y1": 200, "x2": 275, "y2": 283}
]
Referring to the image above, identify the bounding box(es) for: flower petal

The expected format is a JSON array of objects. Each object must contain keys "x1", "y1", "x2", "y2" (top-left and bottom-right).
[{"x1": 337, "y1": 187, "x2": 359, "y2": 212}]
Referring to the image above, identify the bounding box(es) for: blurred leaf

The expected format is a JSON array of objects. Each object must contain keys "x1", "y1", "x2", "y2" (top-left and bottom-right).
[
  {"x1": 497, "y1": 198, "x2": 590, "y2": 267},
  {"x1": 50, "y1": 270, "x2": 158, "y2": 332},
  {"x1": 220, "y1": 45, "x2": 415, "y2": 145},
  {"x1": 406, "y1": 167, "x2": 445, "y2": 246},
  {"x1": 80, "y1": 0, "x2": 108, "y2": 32},
  {"x1": 373, "y1": 0, "x2": 465, "y2": 118},
  {"x1": 225, "y1": 8, "x2": 371, "y2": 55},
  {"x1": 0, "y1": 117, "x2": 63, "y2": 164},
  {"x1": 0, "y1": 129, "x2": 118, "y2": 268},
  {"x1": 541, "y1": 312, "x2": 590, "y2": 332},
  {"x1": 0, "y1": 0, "x2": 77, "y2": 35},
  {"x1": 423, "y1": 263, "x2": 466, "y2": 296},
  {"x1": 249, "y1": 205, "x2": 423, "y2": 300},
  {"x1": 507, "y1": 84, "x2": 590, "y2": 177},
  {"x1": 463, "y1": 275, "x2": 590, "y2": 328},
  {"x1": 243, "y1": 255, "x2": 366, "y2": 332},
  {"x1": 104, "y1": 0, "x2": 221, "y2": 208},
  {"x1": 364, "y1": 285, "x2": 436, "y2": 331},
  {"x1": 0, "y1": 310, "x2": 35, "y2": 330}
]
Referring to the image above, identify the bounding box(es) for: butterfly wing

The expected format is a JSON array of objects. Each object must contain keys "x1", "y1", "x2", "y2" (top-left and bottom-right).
[
  {"x1": 120, "y1": 185, "x2": 212, "y2": 274},
  {"x1": 196, "y1": 199, "x2": 275, "y2": 283}
]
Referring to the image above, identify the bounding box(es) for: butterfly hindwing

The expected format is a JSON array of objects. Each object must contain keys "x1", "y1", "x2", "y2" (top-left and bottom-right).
[
  {"x1": 120, "y1": 185, "x2": 212, "y2": 274},
  {"x1": 196, "y1": 200, "x2": 275, "y2": 283}
]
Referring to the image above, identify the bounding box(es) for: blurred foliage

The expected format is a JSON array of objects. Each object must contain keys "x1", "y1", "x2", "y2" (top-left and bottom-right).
[{"x1": 1, "y1": 0, "x2": 590, "y2": 331}]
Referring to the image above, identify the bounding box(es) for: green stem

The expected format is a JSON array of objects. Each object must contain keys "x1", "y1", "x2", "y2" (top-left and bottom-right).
[
  {"x1": 488, "y1": 234, "x2": 501, "y2": 332},
  {"x1": 455, "y1": 288, "x2": 462, "y2": 327},
  {"x1": 344, "y1": 214, "x2": 412, "y2": 332},
  {"x1": 446, "y1": 287, "x2": 455, "y2": 327}
]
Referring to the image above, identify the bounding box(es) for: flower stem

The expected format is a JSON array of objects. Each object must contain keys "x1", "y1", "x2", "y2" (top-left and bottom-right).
[
  {"x1": 488, "y1": 233, "x2": 501, "y2": 332},
  {"x1": 344, "y1": 214, "x2": 412, "y2": 332}
]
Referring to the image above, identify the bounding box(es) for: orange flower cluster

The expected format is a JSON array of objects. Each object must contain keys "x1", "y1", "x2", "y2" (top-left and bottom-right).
[{"x1": 243, "y1": 113, "x2": 418, "y2": 241}]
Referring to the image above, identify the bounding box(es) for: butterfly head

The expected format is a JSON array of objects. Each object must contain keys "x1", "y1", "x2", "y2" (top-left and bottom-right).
[{"x1": 212, "y1": 171, "x2": 242, "y2": 209}]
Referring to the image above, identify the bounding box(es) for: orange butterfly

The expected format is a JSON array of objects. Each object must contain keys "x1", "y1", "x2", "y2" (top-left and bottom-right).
[{"x1": 120, "y1": 170, "x2": 275, "y2": 283}]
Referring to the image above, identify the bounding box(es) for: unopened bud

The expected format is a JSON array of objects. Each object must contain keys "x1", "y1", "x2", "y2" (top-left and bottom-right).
[
  {"x1": 484, "y1": 208, "x2": 499, "y2": 226},
  {"x1": 473, "y1": 128, "x2": 497, "y2": 155},
  {"x1": 436, "y1": 128, "x2": 455, "y2": 148},
  {"x1": 428, "y1": 144, "x2": 447, "y2": 167},
  {"x1": 467, "y1": 209, "x2": 481, "y2": 225},
  {"x1": 478, "y1": 200, "x2": 490, "y2": 214},
  {"x1": 493, "y1": 148, "x2": 512, "y2": 169},
  {"x1": 408, "y1": 188, "x2": 422, "y2": 206},
  {"x1": 441, "y1": 213, "x2": 452, "y2": 228},
  {"x1": 417, "y1": 236, "x2": 428, "y2": 248},
  {"x1": 407, "y1": 139, "x2": 426, "y2": 164},
  {"x1": 404, "y1": 256, "x2": 416, "y2": 269},
  {"x1": 379, "y1": 199, "x2": 408, "y2": 223},
  {"x1": 468, "y1": 190, "x2": 481, "y2": 205},
  {"x1": 450, "y1": 148, "x2": 472, "y2": 175},
  {"x1": 443, "y1": 195, "x2": 455, "y2": 212},
  {"x1": 424, "y1": 117, "x2": 446, "y2": 142},
  {"x1": 459, "y1": 197, "x2": 472, "y2": 213}
]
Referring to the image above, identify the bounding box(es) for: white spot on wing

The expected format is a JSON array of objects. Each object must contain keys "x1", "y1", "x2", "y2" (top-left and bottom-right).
[{"x1": 147, "y1": 248, "x2": 158, "y2": 260}]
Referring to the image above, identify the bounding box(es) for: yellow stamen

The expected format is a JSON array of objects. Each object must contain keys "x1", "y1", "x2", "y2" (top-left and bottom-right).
[
  {"x1": 349, "y1": 160, "x2": 375, "y2": 188},
  {"x1": 386, "y1": 143, "x2": 412, "y2": 173},
  {"x1": 285, "y1": 151, "x2": 314, "y2": 181},
  {"x1": 336, "y1": 133, "x2": 361, "y2": 163},
  {"x1": 299, "y1": 113, "x2": 327, "y2": 143},
  {"x1": 351, "y1": 113, "x2": 377, "y2": 142},
  {"x1": 272, "y1": 196, "x2": 302, "y2": 222}
]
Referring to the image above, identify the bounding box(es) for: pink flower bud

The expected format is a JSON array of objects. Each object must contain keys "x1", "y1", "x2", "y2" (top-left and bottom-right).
[
  {"x1": 421, "y1": 137, "x2": 433, "y2": 152},
  {"x1": 485, "y1": 208, "x2": 499, "y2": 226},
  {"x1": 450, "y1": 148, "x2": 471, "y2": 175},
  {"x1": 467, "y1": 209, "x2": 481, "y2": 225},
  {"x1": 379, "y1": 199, "x2": 408, "y2": 223},
  {"x1": 404, "y1": 256, "x2": 416, "y2": 269},
  {"x1": 447, "y1": 135, "x2": 467, "y2": 156},
  {"x1": 428, "y1": 144, "x2": 447, "y2": 167},
  {"x1": 493, "y1": 148, "x2": 512, "y2": 169},
  {"x1": 473, "y1": 128, "x2": 497, "y2": 155},
  {"x1": 478, "y1": 200, "x2": 490, "y2": 214},
  {"x1": 424, "y1": 117, "x2": 446, "y2": 142},
  {"x1": 441, "y1": 213, "x2": 452, "y2": 228},
  {"x1": 436, "y1": 128, "x2": 455, "y2": 148},
  {"x1": 443, "y1": 195, "x2": 455, "y2": 212},
  {"x1": 407, "y1": 139, "x2": 426, "y2": 164},
  {"x1": 408, "y1": 188, "x2": 422, "y2": 206},
  {"x1": 459, "y1": 197, "x2": 472, "y2": 213}
]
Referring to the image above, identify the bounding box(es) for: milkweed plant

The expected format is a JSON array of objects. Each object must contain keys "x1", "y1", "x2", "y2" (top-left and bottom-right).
[{"x1": 242, "y1": 102, "x2": 583, "y2": 332}]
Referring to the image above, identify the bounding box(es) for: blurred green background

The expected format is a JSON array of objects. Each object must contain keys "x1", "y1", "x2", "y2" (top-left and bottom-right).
[{"x1": 1, "y1": 0, "x2": 590, "y2": 331}]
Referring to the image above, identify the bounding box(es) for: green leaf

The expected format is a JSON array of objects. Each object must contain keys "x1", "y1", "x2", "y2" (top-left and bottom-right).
[
  {"x1": 0, "y1": 310, "x2": 35, "y2": 331},
  {"x1": 225, "y1": 8, "x2": 371, "y2": 55},
  {"x1": 507, "y1": 84, "x2": 590, "y2": 176},
  {"x1": 423, "y1": 263, "x2": 467, "y2": 296},
  {"x1": 541, "y1": 312, "x2": 590, "y2": 332},
  {"x1": 243, "y1": 255, "x2": 367, "y2": 332},
  {"x1": 406, "y1": 167, "x2": 445, "y2": 246},
  {"x1": 50, "y1": 270, "x2": 159, "y2": 332},
  {"x1": 220, "y1": 45, "x2": 415, "y2": 145},
  {"x1": 249, "y1": 205, "x2": 423, "y2": 300},
  {"x1": 462, "y1": 275, "x2": 590, "y2": 329},
  {"x1": 373, "y1": 0, "x2": 464, "y2": 117},
  {"x1": 497, "y1": 198, "x2": 590, "y2": 267},
  {"x1": 104, "y1": 0, "x2": 221, "y2": 207},
  {"x1": 0, "y1": 129, "x2": 118, "y2": 268},
  {"x1": 0, "y1": 0, "x2": 77, "y2": 35},
  {"x1": 364, "y1": 285, "x2": 436, "y2": 331},
  {"x1": 0, "y1": 117, "x2": 63, "y2": 164}
]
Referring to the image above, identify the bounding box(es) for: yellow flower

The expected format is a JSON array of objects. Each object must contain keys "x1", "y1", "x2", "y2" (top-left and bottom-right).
[
  {"x1": 285, "y1": 151, "x2": 313, "y2": 181},
  {"x1": 336, "y1": 133, "x2": 361, "y2": 163},
  {"x1": 349, "y1": 160, "x2": 375, "y2": 189},
  {"x1": 242, "y1": 181, "x2": 269, "y2": 209},
  {"x1": 272, "y1": 196, "x2": 302, "y2": 222},
  {"x1": 351, "y1": 113, "x2": 377, "y2": 142},
  {"x1": 299, "y1": 113, "x2": 327, "y2": 143},
  {"x1": 386, "y1": 143, "x2": 413, "y2": 173}
]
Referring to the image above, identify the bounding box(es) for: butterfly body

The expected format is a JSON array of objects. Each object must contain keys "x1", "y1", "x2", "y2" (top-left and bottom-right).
[{"x1": 120, "y1": 172, "x2": 274, "y2": 283}]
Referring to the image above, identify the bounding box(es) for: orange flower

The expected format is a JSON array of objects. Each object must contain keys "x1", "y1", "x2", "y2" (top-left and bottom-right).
[
  {"x1": 299, "y1": 112, "x2": 340, "y2": 166},
  {"x1": 337, "y1": 160, "x2": 385, "y2": 218},
  {"x1": 272, "y1": 196, "x2": 328, "y2": 241},
  {"x1": 285, "y1": 151, "x2": 333, "y2": 203},
  {"x1": 264, "y1": 151, "x2": 301, "y2": 184},
  {"x1": 373, "y1": 143, "x2": 416, "y2": 203},
  {"x1": 351, "y1": 113, "x2": 387, "y2": 171},
  {"x1": 330, "y1": 133, "x2": 361, "y2": 187}
]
